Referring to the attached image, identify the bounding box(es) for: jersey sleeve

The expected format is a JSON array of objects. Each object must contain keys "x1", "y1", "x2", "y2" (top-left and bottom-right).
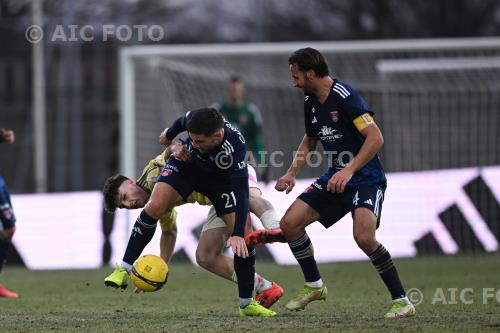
[
  {"x1": 230, "y1": 169, "x2": 250, "y2": 237},
  {"x1": 165, "y1": 115, "x2": 188, "y2": 140},
  {"x1": 221, "y1": 123, "x2": 248, "y2": 172},
  {"x1": 338, "y1": 90, "x2": 375, "y2": 121},
  {"x1": 222, "y1": 129, "x2": 250, "y2": 237},
  {"x1": 166, "y1": 108, "x2": 211, "y2": 140}
]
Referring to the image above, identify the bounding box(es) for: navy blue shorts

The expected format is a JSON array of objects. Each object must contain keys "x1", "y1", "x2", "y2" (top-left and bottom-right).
[
  {"x1": 298, "y1": 178, "x2": 385, "y2": 228},
  {"x1": 0, "y1": 176, "x2": 16, "y2": 230},
  {"x1": 157, "y1": 157, "x2": 240, "y2": 217}
]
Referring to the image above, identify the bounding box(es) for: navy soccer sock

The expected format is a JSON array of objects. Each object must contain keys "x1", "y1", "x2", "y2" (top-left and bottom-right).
[
  {"x1": 369, "y1": 244, "x2": 406, "y2": 300},
  {"x1": 234, "y1": 246, "x2": 256, "y2": 303},
  {"x1": 122, "y1": 210, "x2": 158, "y2": 267},
  {"x1": 289, "y1": 232, "x2": 321, "y2": 283},
  {"x1": 0, "y1": 235, "x2": 10, "y2": 272}
]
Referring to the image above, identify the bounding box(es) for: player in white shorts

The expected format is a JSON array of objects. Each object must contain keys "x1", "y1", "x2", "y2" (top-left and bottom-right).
[{"x1": 104, "y1": 147, "x2": 284, "y2": 308}]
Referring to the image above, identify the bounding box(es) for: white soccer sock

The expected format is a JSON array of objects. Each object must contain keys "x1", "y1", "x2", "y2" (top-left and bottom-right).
[
  {"x1": 239, "y1": 298, "x2": 253, "y2": 308},
  {"x1": 260, "y1": 209, "x2": 280, "y2": 229},
  {"x1": 305, "y1": 278, "x2": 324, "y2": 288},
  {"x1": 394, "y1": 296, "x2": 410, "y2": 303},
  {"x1": 254, "y1": 273, "x2": 273, "y2": 293},
  {"x1": 120, "y1": 261, "x2": 133, "y2": 272},
  {"x1": 233, "y1": 272, "x2": 272, "y2": 293}
]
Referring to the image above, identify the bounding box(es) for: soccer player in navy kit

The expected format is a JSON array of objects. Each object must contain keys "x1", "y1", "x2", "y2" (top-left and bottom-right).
[
  {"x1": 272, "y1": 48, "x2": 415, "y2": 318},
  {"x1": 0, "y1": 128, "x2": 19, "y2": 298},
  {"x1": 119, "y1": 108, "x2": 276, "y2": 317}
]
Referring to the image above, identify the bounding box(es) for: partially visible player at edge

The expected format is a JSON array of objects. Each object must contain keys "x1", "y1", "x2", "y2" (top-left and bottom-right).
[
  {"x1": 115, "y1": 108, "x2": 276, "y2": 317},
  {"x1": 0, "y1": 128, "x2": 19, "y2": 298},
  {"x1": 102, "y1": 148, "x2": 283, "y2": 308},
  {"x1": 248, "y1": 48, "x2": 415, "y2": 318}
]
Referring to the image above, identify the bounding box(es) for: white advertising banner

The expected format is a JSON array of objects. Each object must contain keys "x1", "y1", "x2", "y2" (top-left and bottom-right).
[{"x1": 11, "y1": 166, "x2": 500, "y2": 269}]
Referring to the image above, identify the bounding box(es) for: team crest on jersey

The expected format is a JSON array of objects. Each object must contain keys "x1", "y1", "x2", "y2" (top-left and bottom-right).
[
  {"x1": 161, "y1": 168, "x2": 173, "y2": 177},
  {"x1": 330, "y1": 111, "x2": 339, "y2": 123}
]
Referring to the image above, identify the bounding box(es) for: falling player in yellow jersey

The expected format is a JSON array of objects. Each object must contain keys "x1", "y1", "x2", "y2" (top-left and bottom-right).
[{"x1": 103, "y1": 143, "x2": 284, "y2": 308}]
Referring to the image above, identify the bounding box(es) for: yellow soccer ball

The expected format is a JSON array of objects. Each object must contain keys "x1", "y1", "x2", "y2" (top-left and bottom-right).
[{"x1": 130, "y1": 254, "x2": 169, "y2": 292}]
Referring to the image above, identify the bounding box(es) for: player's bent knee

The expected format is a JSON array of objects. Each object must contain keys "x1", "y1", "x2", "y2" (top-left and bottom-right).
[
  {"x1": 280, "y1": 215, "x2": 302, "y2": 240},
  {"x1": 195, "y1": 249, "x2": 217, "y2": 269},
  {"x1": 353, "y1": 230, "x2": 376, "y2": 252}
]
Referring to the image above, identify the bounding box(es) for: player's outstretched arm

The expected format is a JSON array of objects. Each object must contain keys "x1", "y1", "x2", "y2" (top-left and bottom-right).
[{"x1": 160, "y1": 110, "x2": 194, "y2": 147}]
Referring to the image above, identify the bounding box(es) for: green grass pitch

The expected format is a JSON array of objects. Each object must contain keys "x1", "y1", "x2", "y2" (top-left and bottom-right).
[{"x1": 1, "y1": 255, "x2": 499, "y2": 332}]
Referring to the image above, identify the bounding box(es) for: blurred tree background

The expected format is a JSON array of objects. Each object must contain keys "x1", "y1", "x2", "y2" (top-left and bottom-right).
[
  {"x1": 2, "y1": 0, "x2": 500, "y2": 43},
  {"x1": 0, "y1": 0, "x2": 499, "y2": 192}
]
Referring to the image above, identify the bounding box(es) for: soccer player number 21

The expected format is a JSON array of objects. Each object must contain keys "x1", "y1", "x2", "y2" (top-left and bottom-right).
[{"x1": 221, "y1": 192, "x2": 237, "y2": 208}]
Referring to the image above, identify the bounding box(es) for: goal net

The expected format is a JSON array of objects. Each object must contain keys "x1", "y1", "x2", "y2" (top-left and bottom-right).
[{"x1": 119, "y1": 38, "x2": 500, "y2": 180}]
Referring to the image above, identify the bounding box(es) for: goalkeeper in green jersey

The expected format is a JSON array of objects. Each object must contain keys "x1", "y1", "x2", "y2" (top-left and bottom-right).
[{"x1": 213, "y1": 76, "x2": 268, "y2": 182}]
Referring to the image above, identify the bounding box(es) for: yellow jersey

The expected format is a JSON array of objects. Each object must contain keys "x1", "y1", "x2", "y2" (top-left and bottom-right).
[{"x1": 136, "y1": 150, "x2": 212, "y2": 231}]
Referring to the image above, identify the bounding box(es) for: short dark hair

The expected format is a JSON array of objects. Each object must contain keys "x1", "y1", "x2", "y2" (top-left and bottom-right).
[
  {"x1": 288, "y1": 47, "x2": 329, "y2": 77},
  {"x1": 229, "y1": 75, "x2": 241, "y2": 83},
  {"x1": 186, "y1": 108, "x2": 224, "y2": 136},
  {"x1": 103, "y1": 174, "x2": 129, "y2": 212}
]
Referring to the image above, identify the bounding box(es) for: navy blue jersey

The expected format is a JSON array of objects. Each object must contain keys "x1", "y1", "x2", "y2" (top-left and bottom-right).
[
  {"x1": 304, "y1": 80, "x2": 386, "y2": 187},
  {"x1": 0, "y1": 176, "x2": 16, "y2": 229},
  {"x1": 165, "y1": 109, "x2": 249, "y2": 237}
]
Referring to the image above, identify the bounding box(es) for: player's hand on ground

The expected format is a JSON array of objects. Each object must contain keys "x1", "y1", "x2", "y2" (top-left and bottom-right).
[
  {"x1": 327, "y1": 167, "x2": 354, "y2": 193},
  {"x1": 170, "y1": 142, "x2": 192, "y2": 162},
  {"x1": 0, "y1": 128, "x2": 15, "y2": 144},
  {"x1": 275, "y1": 172, "x2": 296, "y2": 194},
  {"x1": 227, "y1": 236, "x2": 249, "y2": 258},
  {"x1": 159, "y1": 129, "x2": 172, "y2": 148}
]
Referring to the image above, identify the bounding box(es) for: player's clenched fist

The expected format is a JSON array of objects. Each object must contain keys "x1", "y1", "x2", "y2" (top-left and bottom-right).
[
  {"x1": 326, "y1": 167, "x2": 353, "y2": 193},
  {"x1": 275, "y1": 172, "x2": 296, "y2": 194},
  {"x1": 170, "y1": 142, "x2": 192, "y2": 162},
  {"x1": 159, "y1": 128, "x2": 172, "y2": 147}
]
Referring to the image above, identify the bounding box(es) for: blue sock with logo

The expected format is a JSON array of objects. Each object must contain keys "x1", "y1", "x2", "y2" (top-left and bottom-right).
[{"x1": 122, "y1": 210, "x2": 157, "y2": 266}]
